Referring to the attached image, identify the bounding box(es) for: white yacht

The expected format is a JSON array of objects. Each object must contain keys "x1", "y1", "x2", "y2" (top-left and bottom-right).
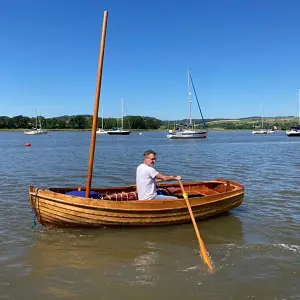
[
  {"x1": 24, "y1": 114, "x2": 48, "y2": 135},
  {"x1": 252, "y1": 128, "x2": 268, "y2": 134},
  {"x1": 167, "y1": 125, "x2": 207, "y2": 139},
  {"x1": 252, "y1": 112, "x2": 268, "y2": 134},
  {"x1": 24, "y1": 128, "x2": 48, "y2": 135},
  {"x1": 107, "y1": 98, "x2": 131, "y2": 135},
  {"x1": 96, "y1": 108, "x2": 107, "y2": 134},
  {"x1": 286, "y1": 125, "x2": 300, "y2": 137},
  {"x1": 167, "y1": 70, "x2": 207, "y2": 140}
]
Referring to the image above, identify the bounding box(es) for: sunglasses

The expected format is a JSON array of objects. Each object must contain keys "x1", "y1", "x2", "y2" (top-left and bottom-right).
[{"x1": 147, "y1": 157, "x2": 156, "y2": 161}]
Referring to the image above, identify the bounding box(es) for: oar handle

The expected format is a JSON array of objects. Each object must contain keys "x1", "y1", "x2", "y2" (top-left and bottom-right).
[{"x1": 178, "y1": 179, "x2": 214, "y2": 272}]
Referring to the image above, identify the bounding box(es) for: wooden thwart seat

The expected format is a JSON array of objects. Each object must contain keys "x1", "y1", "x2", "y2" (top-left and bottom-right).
[{"x1": 102, "y1": 191, "x2": 138, "y2": 201}]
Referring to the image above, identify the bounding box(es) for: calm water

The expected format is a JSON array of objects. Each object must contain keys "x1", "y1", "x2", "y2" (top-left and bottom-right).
[{"x1": 0, "y1": 130, "x2": 299, "y2": 300}]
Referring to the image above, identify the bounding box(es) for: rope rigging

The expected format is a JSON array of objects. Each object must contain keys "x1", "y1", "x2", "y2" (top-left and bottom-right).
[{"x1": 189, "y1": 73, "x2": 207, "y2": 128}]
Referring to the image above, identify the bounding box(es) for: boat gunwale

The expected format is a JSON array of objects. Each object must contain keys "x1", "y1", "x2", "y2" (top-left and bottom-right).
[{"x1": 30, "y1": 189, "x2": 243, "y2": 211}]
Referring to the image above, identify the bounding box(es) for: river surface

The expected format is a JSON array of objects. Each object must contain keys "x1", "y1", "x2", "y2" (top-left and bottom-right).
[{"x1": 0, "y1": 130, "x2": 299, "y2": 300}]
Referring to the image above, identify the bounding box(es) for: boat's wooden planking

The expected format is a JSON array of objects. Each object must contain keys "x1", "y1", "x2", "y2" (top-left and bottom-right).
[{"x1": 29, "y1": 180, "x2": 244, "y2": 227}]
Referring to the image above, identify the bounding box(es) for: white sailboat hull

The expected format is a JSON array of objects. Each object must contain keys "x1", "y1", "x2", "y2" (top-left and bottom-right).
[
  {"x1": 24, "y1": 129, "x2": 48, "y2": 135},
  {"x1": 167, "y1": 129, "x2": 207, "y2": 139},
  {"x1": 252, "y1": 129, "x2": 268, "y2": 134},
  {"x1": 96, "y1": 129, "x2": 107, "y2": 134}
]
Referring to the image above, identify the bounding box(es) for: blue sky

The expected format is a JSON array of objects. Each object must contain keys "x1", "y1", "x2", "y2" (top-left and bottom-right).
[{"x1": 1, "y1": 0, "x2": 300, "y2": 120}]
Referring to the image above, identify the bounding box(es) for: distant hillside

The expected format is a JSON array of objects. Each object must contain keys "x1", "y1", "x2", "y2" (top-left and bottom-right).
[{"x1": 162, "y1": 116, "x2": 298, "y2": 130}]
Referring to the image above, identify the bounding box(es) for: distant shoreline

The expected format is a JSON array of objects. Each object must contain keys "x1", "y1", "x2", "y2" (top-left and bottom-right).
[
  {"x1": 0, "y1": 128, "x2": 254, "y2": 132},
  {"x1": 0, "y1": 115, "x2": 296, "y2": 131}
]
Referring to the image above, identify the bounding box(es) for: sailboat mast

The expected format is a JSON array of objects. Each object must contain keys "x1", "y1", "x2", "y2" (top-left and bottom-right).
[
  {"x1": 102, "y1": 108, "x2": 104, "y2": 129},
  {"x1": 188, "y1": 70, "x2": 193, "y2": 128},
  {"x1": 35, "y1": 109, "x2": 38, "y2": 129},
  {"x1": 121, "y1": 98, "x2": 124, "y2": 129},
  {"x1": 39, "y1": 115, "x2": 42, "y2": 129},
  {"x1": 261, "y1": 100, "x2": 264, "y2": 129},
  {"x1": 86, "y1": 11, "x2": 108, "y2": 198},
  {"x1": 298, "y1": 89, "x2": 300, "y2": 125}
]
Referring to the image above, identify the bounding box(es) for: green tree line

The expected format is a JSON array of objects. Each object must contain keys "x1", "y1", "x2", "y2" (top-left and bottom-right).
[
  {"x1": 0, "y1": 115, "x2": 163, "y2": 130},
  {"x1": 0, "y1": 115, "x2": 297, "y2": 130}
]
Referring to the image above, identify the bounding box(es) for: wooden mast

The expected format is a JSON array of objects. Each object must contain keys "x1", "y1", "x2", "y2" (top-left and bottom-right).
[{"x1": 86, "y1": 11, "x2": 108, "y2": 198}]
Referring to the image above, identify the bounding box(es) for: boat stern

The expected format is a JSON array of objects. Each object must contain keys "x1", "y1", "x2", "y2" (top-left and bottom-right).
[{"x1": 29, "y1": 186, "x2": 36, "y2": 209}]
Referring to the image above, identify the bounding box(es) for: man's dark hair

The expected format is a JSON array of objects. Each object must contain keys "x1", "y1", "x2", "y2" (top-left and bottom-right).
[{"x1": 143, "y1": 150, "x2": 156, "y2": 157}]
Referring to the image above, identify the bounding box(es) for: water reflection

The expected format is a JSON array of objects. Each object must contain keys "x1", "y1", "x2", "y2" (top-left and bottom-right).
[
  {"x1": 12, "y1": 215, "x2": 243, "y2": 298},
  {"x1": 25, "y1": 215, "x2": 243, "y2": 274},
  {"x1": 28, "y1": 214, "x2": 244, "y2": 264}
]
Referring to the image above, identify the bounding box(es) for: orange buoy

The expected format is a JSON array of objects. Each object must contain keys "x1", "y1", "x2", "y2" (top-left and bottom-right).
[{"x1": 25, "y1": 142, "x2": 31, "y2": 147}]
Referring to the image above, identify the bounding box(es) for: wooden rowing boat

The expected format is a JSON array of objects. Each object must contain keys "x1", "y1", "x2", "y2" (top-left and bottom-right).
[{"x1": 29, "y1": 179, "x2": 244, "y2": 228}]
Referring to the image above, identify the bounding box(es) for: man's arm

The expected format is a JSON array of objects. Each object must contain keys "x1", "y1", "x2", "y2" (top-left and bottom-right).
[{"x1": 155, "y1": 172, "x2": 181, "y2": 182}]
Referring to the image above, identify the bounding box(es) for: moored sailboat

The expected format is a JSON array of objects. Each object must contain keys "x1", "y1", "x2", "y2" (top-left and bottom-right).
[
  {"x1": 167, "y1": 70, "x2": 207, "y2": 139},
  {"x1": 96, "y1": 108, "x2": 107, "y2": 134},
  {"x1": 252, "y1": 101, "x2": 275, "y2": 134},
  {"x1": 107, "y1": 98, "x2": 130, "y2": 135},
  {"x1": 252, "y1": 109, "x2": 267, "y2": 134},
  {"x1": 24, "y1": 113, "x2": 48, "y2": 135}
]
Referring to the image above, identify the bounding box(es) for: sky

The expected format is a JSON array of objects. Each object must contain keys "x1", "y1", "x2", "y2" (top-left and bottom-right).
[{"x1": 1, "y1": 0, "x2": 300, "y2": 120}]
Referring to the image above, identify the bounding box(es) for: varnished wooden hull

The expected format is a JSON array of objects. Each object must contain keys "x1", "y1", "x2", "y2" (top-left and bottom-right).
[{"x1": 29, "y1": 179, "x2": 244, "y2": 228}]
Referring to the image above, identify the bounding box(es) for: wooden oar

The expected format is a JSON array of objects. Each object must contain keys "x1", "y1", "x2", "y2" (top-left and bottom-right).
[{"x1": 178, "y1": 179, "x2": 214, "y2": 272}]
